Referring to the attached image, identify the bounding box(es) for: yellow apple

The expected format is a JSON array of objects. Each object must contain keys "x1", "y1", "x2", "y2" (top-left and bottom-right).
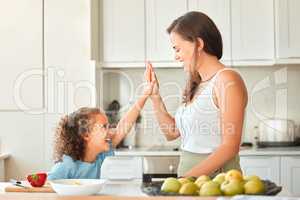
[
  {"x1": 244, "y1": 175, "x2": 261, "y2": 182},
  {"x1": 221, "y1": 180, "x2": 244, "y2": 196},
  {"x1": 179, "y1": 182, "x2": 199, "y2": 195},
  {"x1": 199, "y1": 181, "x2": 222, "y2": 196},
  {"x1": 225, "y1": 169, "x2": 243, "y2": 182},
  {"x1": 161, "y1": 177, "x2": 181, "y2": 193},
  {"x1": 244, "y1": 180, "x2": 265, "y2": 195}
]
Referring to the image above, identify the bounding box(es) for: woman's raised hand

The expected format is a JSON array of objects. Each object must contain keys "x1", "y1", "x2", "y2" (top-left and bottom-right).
[{"x1": 143, "y1": 62, "x2": 159, "y2": 97}]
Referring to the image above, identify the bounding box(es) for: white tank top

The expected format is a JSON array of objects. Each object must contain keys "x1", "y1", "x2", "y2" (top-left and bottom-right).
[{"x1": 175, "y1": 68, "x2": 233, "y2": 154}]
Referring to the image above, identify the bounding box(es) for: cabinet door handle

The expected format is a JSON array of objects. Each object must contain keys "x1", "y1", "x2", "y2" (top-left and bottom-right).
[{"x1": 169, "y1": 164, "x2": 174, "y2": 173}]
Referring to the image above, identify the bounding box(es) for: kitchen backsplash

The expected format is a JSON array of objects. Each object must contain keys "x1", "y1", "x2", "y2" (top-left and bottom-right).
[{"x1": 97, "y1": 65, "x2": 300, "y2": 147}]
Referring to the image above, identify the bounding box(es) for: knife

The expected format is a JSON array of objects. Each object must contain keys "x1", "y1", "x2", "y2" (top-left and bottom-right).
[{"x1": 10, "y1": 179, "x2": 29, "y2": 189}]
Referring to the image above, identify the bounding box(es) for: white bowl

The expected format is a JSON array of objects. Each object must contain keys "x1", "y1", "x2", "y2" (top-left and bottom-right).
[{"x1": 50, "y1": 179, "x2": 106, "y2": 195}]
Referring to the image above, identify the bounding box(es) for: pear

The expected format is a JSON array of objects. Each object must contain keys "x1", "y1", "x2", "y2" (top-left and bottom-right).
[
  {"x1": 199, "y1": 181, "x2": 222, "y2": 196},
  {"x1": 179, "y1": 182, "x2": 199, "y2": 195},
  {"x1": 244, "y1": 180, "x2": 265, "y2": 195},
  {"x1": 221, "y1": 180, "x2": 244, "y2": 196},
  {"x1": 161, "y1": 177, "x2": 181, "y2": 193}
]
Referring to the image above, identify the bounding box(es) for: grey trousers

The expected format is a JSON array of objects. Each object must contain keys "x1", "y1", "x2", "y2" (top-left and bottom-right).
[{"x1": 177, "y1": 150, "x2": 241, "y2": 178}]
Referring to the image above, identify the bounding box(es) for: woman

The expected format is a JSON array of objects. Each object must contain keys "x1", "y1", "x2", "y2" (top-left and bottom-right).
[{"x1": 146, "y1": 11, "x2": 248, "y2": 177}]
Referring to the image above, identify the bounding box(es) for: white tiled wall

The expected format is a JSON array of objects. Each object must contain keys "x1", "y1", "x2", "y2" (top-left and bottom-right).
[{"x1": 98, "y1": 65, "x2": 300, "y2": 146}]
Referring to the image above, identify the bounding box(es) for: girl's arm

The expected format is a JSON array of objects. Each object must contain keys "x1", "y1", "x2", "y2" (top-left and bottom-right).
[
  {"x1": 184, "y1": 70, "x2": 248, "y2": 177},
  {"x1": 110, "y1": 65, "x2": 154, "y2": 147},
  {"x1": 111, "y1": 95, "x2": 148, "y2": 147}
]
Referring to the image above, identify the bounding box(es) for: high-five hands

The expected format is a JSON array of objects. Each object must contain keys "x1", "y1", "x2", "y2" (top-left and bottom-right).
[{"x1": 143, "y1": 61, "x2": 159, "y2": 97}]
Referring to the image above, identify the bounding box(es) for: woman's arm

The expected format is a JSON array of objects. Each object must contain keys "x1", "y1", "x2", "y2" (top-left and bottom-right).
[
  {"x1": 149, "y1": 63, "x2": 180, "y2": 141},
  {"x1": 184, "y1": 70, "x2": 248, "y2": 177}
]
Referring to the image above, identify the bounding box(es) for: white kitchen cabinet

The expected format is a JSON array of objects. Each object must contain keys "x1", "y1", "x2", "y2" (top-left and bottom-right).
[
  {"x1": 44, "y1": 0, "x2": 96, "y2": 168},
  {"x1": 188, "y1": 0, "x2": 231, "y2": 63},
  {"x1": 275, "y1": 0, "x2": 300, "y2": 61},
  {"x1": 281, "y1": 156, "x2": 300, "y2": 196},
  {"x1": 146, "y1": 0, "x2": 187, "y2": 66},
  {"x1": 0, "y1": 0, "x2": 43, "y2": 110},
  {"x1": 240, "y1": 156, "x2": 280, "y2": 184},
  {"x1": 44, "y1": 0, "x2": 95, "y2": 113},
  {"x1": 101, "y1": 0, "x2": 145, "y2": 67},
  {"x1": 231, "y1": 0, "x2": 275, "y2": 65}
]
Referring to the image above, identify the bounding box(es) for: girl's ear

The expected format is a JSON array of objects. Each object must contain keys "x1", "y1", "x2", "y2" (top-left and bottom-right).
[
  {"x1": 82, "y1": 133, "x2": 90, "y2": 142},
  {"x1": 196, "y1": 37, "x2": 204, "y2": 52}
]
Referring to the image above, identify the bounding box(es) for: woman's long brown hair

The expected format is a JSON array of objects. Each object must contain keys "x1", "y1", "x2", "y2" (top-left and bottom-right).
[{"x1": 167, "y1": 11, "x2": 223, "y2": 103}]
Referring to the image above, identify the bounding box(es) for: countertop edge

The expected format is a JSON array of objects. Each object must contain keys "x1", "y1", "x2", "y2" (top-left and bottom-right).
[{"x1": 115, "y1": 148, "x2": 300, "y2": 156}]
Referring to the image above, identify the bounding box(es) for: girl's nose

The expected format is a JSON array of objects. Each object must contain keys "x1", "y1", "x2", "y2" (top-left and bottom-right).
[{"x1": 107, "y1": 129, "x2": 115, "y2": 139}]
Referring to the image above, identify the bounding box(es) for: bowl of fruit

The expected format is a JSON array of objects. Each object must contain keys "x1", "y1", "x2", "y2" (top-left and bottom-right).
[{"x1": 142, "y1": 169, "x2": 282, "y2": 196}]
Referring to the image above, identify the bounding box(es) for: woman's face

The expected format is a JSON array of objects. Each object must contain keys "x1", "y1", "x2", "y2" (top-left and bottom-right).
[
  {"x1": 86, "y1": 114, "x2": 110, "y2": 153},
  {"x1": 170, "y1": 31, "x2": 196, "y2": 72}
]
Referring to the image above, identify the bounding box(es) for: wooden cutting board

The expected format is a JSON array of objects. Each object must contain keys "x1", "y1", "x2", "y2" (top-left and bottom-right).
[{"x1": 5, "y1": 182, "x2": 55, "y2": 193}]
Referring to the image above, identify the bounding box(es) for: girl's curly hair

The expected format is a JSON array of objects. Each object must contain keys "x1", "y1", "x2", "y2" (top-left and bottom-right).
[{"x1": 53, "y1": 107, "x2": 102, "y2": 163}]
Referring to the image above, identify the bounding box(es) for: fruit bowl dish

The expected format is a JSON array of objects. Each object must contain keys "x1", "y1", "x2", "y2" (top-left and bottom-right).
[
  {"x1": 49, "y1": 179, "x2": 106, "y2": 195},
  {"x1": 141, "y1": 180, "x2": 282, "y2": 196}
]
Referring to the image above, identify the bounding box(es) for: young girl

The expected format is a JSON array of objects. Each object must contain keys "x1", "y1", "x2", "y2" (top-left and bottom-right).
[{"x1": 48, "y1": 69, "x2": 154, "y2": 180}]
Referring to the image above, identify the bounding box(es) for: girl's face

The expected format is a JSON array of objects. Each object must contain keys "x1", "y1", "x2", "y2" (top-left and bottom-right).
[
  {"x1": 85, "y1": 114, "x2": 110, "y2": 153},
  {"x1": 170, "y1": 31, "x2": 196, "y2": 72}
]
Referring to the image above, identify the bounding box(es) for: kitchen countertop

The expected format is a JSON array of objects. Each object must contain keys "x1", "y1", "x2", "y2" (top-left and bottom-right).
[
  {"x1": 0, "y1": 180, "x2": 295, "y2": 199},
  {"x1": 0, "y1": 180, "x2": 223, "y2": 200},
  {"x1": 115, "y1": 147, "x2": 300, "y2": 156},
  {"x1": 0, "y1": 194, "x2": 221, "y2": 200}
]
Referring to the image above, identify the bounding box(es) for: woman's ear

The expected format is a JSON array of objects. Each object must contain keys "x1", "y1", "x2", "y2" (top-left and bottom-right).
[{"x1": 196, "y1": 37, "x2": 204, "y2": 52}]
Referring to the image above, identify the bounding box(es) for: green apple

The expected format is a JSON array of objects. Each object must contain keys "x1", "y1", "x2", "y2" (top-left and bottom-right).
[
  {"x1": 195, "y1": 175, "x2": 211, "y2": 189},
  {"x1": 221, "y1": 180, "x2": 244, "y2": 196},
  {"x1": 213, "y1": 173, "x2": 226, "y2": 185},
  {"x1": 196, "y1": 175, "x2": 211, "y2": 182},
  {"x1": 179, "y1": 182, "x2": 199, "y2": 195},
  {"x1": 177, "y1": 177, "x2": 191, "y2": 185},
  {"x1": 161, "y1": 177, "x2": 181, "y2": 193},
  {"x1": 186, "y1": 176, "x2": 197, "y2": 182},
  {"x1": 199, "y1": 181, "x2": 222, "y2": 196},
  {"x1": 244, "y1": 180, "x2": 265, "y2": 195}
]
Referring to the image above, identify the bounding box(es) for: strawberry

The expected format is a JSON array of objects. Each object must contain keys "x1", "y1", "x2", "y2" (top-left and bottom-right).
[{"x1": 27, "y1": 173, "x2": 47, "y2": 187}]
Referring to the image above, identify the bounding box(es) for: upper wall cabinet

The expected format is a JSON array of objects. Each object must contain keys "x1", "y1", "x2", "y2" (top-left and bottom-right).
[
  {"x1": 146, "y1": 0, "x2": 187, "y2": 65},
  {"x1": 101, "y1": 0, "x2": 145, "y2": 67},
  {"x1": 275, "y1": 0, "x2": 300, "y2": 61},
  {"x1": 99, "y1": 0, "x2": 300, "y2": 68},
  {"x1": 231, "y1": 0, "x2": 275, "y2": 65},
  {"x1": 188, "y1": 0, "x2": 231, "y2": 63},
  {"x1": 0, "y1": 0, "x2": 43, "y2": 110}
]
